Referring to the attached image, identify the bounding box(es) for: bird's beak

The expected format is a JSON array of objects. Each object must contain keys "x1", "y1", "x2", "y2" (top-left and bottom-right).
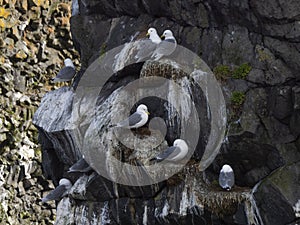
[
  {"x1": 160, "y1": 35, "x2": 165, "y2": 40},
  {"x1": 146, "y1": 111, "x2": 150, "y2": 115},
  {"x1": 146, "y1": 32, "x2": 150, "y2": 37}
]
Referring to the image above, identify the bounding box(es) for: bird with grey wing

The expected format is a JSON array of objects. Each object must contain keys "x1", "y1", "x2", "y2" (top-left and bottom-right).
[
  {"x1": 150, "y1": 139, "x2": 188, "y2": 162},
  {"x1": 151, "y1": 29, "x2": 177, "y2": 61},
  {"x1": 68, "y1": 158, "x2": 93, "y2": 173},
  {"x1": 52, "y1": 58, "x2": 76, "y2": 82},
  {"x1": 41, "y1": 178, "x2": 72, "y2": 203},
  {"x1": 135, "y1": 27, "x2": 161, "y2": 63},
  {"x1": 219, "y1": 164, "x2": 235, "y2": 191},
  {"x1": 113, "y1": 104, "x2": 150, "y2": 129}
]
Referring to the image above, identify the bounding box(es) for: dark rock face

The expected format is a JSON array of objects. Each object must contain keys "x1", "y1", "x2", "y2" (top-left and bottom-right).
[
  {"x1": 32, "y1": 0, "x2": 300, "y2": 224},
  {"x1": 254, "y1": 162, "x2": 300, "y2": 225}
]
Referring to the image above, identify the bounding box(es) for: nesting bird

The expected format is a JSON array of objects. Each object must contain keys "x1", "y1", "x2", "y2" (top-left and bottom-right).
[
  {"x1": 52, "y1": 58, "x2": 76, "y2": 82},
  {"x1": 219, "y1": 164, "x2": 235, "y2": 191},
  {"x1": 150, "y1": 139, "x2": 188, "y2": 162},
  {"x1": 135, "y1": 27, "x2": 161, "y2": 62},
  {"x1": 151, "y1": 29, "x2": 177, "y2": 60},
  {"x1": 114, "y1": 104, "x2": 150, "y2": 129},
  {"x1": 41, "y1": 178, "x2": 72, "y2": 203},
  {"x1": 68, "y1": 158, "x2": 92, "y2": 173}
]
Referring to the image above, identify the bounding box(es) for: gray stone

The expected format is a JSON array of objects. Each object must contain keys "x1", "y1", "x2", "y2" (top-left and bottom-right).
[
  {"x1": 268, "y1": 86, "x2": 293, "y2": 120},
  {"x1": 222, "y1": 25, "x2": 254, "y2": 66},
  {"x1": 254, "y1": 162, "x2": 300, "y2": 225},
  {"x1": 262, "y1": 116, "x2": 296, "y2": 144},
  {"x1": 264, "y1": 37, "x2": 300, "y2": 72},
  {"x1": 247, "y1": 68, "x2": 265, "y2": 84},
  {"x1": 250, "y1": 0, "x2": 300, "y2": 20}
]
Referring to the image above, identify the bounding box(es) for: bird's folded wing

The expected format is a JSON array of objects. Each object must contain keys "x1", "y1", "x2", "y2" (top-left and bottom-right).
[
  {"x1": 135, "y1": 39, "x2": 157, "y2": 60},
  {"x1": 42, "y1": 185, "x2": 67, "y2": 202},
  {"x1": 69, "y1": 158, "x2": 91, "y2": 172},
  {"x1": 157, "y1": 146, "x2": 181, "y2": 160},
  {"x1": 152, "y1": 39, "x2": 176, "y2": 56},
  {"x1": 55, "y1": 66, "x2": 76, "y2": 80},
  {"x1": 128, "y1": 112, "x2": 143, "y2": 126}
]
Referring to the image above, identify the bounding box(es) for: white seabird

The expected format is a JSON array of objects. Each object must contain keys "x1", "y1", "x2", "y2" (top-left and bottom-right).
[
  {"x1": 150, "y1": 139, "x2": 188, "y2": 162},
  {"x1": 52, "y1": 58, "x2": 76, "y2": 82},
  {"x1": 219, "y1": 164, "x2": 235, "y2": 191},
  {"x1": 68, "y1": 158, "x2": 92, "y2": 173},
  {"x1": 41, "y1": 178, "x2": 72, "y2": 203},
  {"x1": 135, "y1": 27, "x2": 161, "y2": 62},
  {"x1": 115, "y1": 104, "x2": 150, "y2": 129},
  {"x1": 151, "y1": 29, "x2": 177, "y2": 61}
]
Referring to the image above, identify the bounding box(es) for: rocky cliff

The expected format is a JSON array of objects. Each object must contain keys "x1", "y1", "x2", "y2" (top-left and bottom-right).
[
  {"x1": 0, "y1": 0, "x2": 78, "y2": 224},
  {"x1": 2, "y1": 0, "x2": 300, "y2": 224}
]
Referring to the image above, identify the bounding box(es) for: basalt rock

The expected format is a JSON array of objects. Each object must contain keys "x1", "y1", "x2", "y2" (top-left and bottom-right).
[{"x1": 31, "y1": 0, "x2": 300, "y2": 224}]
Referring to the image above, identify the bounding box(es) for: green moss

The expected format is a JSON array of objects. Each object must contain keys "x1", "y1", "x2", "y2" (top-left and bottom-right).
[
  {"x1": 99, "y1": 42, "x2": 107, "y2": 56},
  {"x1": 213, "y1": 63, "x2": 252, "y2": 81},
  {"x1": 230, "y1": 91, "x2": 245, "y2": 106},
  {"x1": 232, "y1": 63, "x2": 251, "y2": 79},
  {"x1": 213, "y1": 65, "x2": 231, "y2": 81},
  {"x1": 229, "y1": 91, "x2": 246, "y2": 121}
]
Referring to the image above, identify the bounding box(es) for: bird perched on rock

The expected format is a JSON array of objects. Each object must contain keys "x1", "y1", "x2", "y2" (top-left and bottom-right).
[
  {"x1": 135, "y1": 27, "x2": 161, "y2": 62},
  {"x1": 68, "y1": 158, "x2": 92, "y2": 173},
  {"x1": 219, "y1": 164, "x2": 235, "y2": 191},
  {"x1": 114, "y1": 104, "x2": 150, "y2": 129},
  {"x1": 151, "y1": 29, "x2": 177, "y2": 60},
  {"x1": 41, "y1": 178, "x2": 72, "y2": 203},
  {"x1": 52, "y1": 58, "x2": 76, "y2": 82},
  {"x1": 150, "y1": 139, "x2": 188, "y2": 162}
]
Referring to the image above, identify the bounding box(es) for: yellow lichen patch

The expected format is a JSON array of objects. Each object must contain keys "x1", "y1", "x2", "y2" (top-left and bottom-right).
[
  {"x1": 0, "y1": 7, "x2": 10, "y2": 19},
  {"x1": 0, "y1": 18, "x2": 5, "y2": 29},
  {"x1": 15, "y1": 50, "x2": 27, "y2": 59},
  {"x1": 0, "y1": 56, "x2": 5, "y2": 64},
  {"x1": 0, "y1": 17, "x2": 17, "y2": 30},
  {"x1": 31, "y1": 0, "x2": 47, "y2": 7}
]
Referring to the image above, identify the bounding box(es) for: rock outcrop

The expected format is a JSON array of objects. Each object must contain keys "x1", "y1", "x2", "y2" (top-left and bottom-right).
[
  {"x1": 0, "y1": 0, "x2": 79, "y2": 224},
  {"x1": 35, "y1": 0, "x2": 300, "y2": 224},
  {"x1": 2, "y1": 0, "x2": 300, "y2": 224}
]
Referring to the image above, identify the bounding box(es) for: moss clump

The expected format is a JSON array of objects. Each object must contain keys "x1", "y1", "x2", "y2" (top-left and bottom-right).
[
  {"x1": 213, "y1": 65, "x2": 231, "y2": 81},
  {"x1": 230, "y1": 91, "x2": 246, "y2": 121},
  {"x1": 213, "y1": 63, "x2": 252, "y2": 81},
  {"x1": 231, "y1": 91, "x2": 245, "y2": 106},
  {"x1": 232, "y1": 63, "x2": 251, "y2": 79}
]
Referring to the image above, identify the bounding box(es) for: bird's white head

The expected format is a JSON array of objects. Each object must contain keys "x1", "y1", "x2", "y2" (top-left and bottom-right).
[
  {"x1": 58, "y1": 178, "x2": 72, "y2": 188},
  {"x1": 147, "y1": 28, "x2": 158, "y2": 37},
  {"x1": 146, "y1": 28, "x2": 161, "y2": 44},
  {"x1": 64, "y1": 58, "x2": 75, "y2": 68},
  {"x1": 173, "y1": 139, "x2": 188, "y2": 151},
  {"x1": 136, "y1": 104, "x2": 150, "y2": 115},
  {"x1": 221, "y1": 164, "x2": 233, "y2": 173},
  {"x1": 162, "y1": 30, "x2": 174, "y2": 39}
]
